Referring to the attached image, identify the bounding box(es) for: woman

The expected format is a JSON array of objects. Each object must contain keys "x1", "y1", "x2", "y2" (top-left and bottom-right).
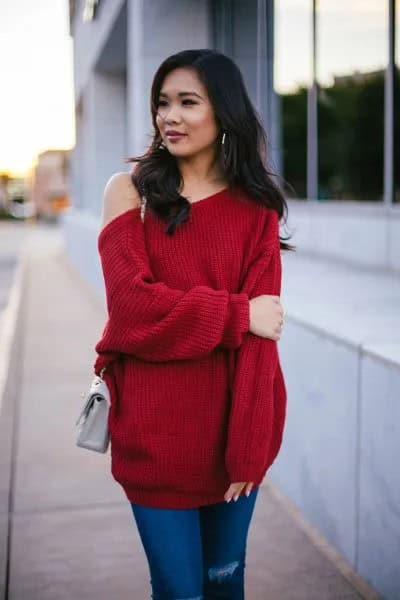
[{"x1": 94, "y1": 49, "x2": 294, "y2": 600}]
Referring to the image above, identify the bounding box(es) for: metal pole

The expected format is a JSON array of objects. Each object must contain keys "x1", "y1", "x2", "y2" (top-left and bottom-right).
[
  {"x1": 307, "y1": 0, "x2": 318, "y2": 201},
  {"x1": 383, "y1": 0, "x2": 395, "y2": 206}
]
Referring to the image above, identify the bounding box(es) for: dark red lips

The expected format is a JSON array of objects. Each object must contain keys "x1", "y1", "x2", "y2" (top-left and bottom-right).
[{"x1": 165, "y1": 130, "x2": 187, "y2": 136}]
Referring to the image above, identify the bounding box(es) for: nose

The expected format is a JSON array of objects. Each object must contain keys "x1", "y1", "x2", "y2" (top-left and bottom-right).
[{"x1": 159, "y1": 103, "x2": 182, "y2": 124}]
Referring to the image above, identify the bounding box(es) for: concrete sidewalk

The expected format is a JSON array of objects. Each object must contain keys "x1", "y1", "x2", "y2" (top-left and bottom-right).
[{"x1": 1, "y1": 224, "x2": 381, "y2": 599}]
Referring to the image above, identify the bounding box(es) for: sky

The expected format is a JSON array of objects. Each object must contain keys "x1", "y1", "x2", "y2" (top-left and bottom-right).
[
  {"x1": 0, "y1": 0, "x2": 75, "y2": 177},
  {"x1": 0, "y1": 0, "x2": 397, "y2": 177},
  {"x1": 275, "y1": 0, "x2": 391, "y2": 93}
]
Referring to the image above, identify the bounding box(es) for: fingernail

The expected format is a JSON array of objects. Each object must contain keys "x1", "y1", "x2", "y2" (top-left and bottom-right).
[
  {"x1": 233, "y1": 495, "x2": 239, "y2": 501},
  {"x1": 226, "y1": 497, "x2": 231, "y2": 503},
  {"x1": 245, "y1": 490, "x2": 250, "y2": 497}
]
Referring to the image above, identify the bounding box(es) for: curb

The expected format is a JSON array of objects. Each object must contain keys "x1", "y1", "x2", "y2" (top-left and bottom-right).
[
  {"x1": 0, "y1": 248, "x2": 28, "y2": 600},
  {"x1": 0, "y1": 250, "x2": 26, "y2": 415}
]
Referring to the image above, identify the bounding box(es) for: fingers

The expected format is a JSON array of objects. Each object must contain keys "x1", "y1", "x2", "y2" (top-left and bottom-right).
[
  {"x1": 224, "y1": 483, "x2": 242, "y2": 502},
  {"x1": 245, "y1": 482, "x2": 254, "y2": 496},
  {"x1": 272, "y1": 297, "x2": 285, "y2": 318},
  {"x1": 224, "y1": 482, "x2": 254, "y2": 503}
]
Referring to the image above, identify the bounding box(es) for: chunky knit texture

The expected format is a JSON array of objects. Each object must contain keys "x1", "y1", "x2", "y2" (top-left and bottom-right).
[{"x1": 94, "y1": 186, "x2": 287, "y2": 509}]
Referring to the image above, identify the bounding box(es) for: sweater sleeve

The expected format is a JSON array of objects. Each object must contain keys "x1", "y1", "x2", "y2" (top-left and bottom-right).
[
  {"x1": 224, "y1": 209, "x2": 283, "y2": 484},
  {"x1": 93, "y1": 208, "x2": 250, "y2": 374}
]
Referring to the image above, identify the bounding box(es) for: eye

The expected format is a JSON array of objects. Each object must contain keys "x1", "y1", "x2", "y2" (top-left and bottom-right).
[{"x1": 157, "y1": 99, "x2": 197, "y2": 107}]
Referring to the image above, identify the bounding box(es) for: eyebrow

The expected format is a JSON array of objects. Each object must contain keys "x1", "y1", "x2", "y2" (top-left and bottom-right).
[{"x1": 159, "y1": 91, "x2": 203, "y2": 99}]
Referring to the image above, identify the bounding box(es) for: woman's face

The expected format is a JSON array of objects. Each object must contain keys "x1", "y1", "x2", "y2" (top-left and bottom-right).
[{"x1": 155, "y1": 67, "x2": 220, "y2": 159}]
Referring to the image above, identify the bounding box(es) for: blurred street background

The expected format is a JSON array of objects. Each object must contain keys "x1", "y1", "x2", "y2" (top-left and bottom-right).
[{"x1": 1, "y1": 1, "x2": 399, "y2": 599}]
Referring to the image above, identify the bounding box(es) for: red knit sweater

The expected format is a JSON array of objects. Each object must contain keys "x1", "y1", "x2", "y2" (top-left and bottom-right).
[{"x1": 93, "y1": 185, "x2": 287, "y2": 509}]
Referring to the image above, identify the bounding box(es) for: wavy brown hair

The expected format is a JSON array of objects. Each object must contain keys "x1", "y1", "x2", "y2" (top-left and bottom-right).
[{"x1": 126, "y1": 48, "x2": 295, "y2": 252}]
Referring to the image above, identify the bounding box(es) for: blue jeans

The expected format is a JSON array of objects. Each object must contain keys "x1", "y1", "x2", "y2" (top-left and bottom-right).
[{"x1": 130, "y1": 486, "x2": 259, "y2": 600}]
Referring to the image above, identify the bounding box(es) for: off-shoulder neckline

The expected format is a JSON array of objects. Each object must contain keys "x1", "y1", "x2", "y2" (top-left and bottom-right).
[
  {"x1": 98, "y1": 206, "x2": 140, "y2": 248},
  {"x1": 98, "y1": 186, "x2": 233, "y2": 246}
]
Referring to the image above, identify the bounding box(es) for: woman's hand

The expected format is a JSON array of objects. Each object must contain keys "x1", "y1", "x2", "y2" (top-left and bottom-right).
[
  {"x1": 249, "y1": 294, "x2": 284, "y2": 340},
  {"x1": 224, "y1": 481, "x2": 254, "y2": 502}
]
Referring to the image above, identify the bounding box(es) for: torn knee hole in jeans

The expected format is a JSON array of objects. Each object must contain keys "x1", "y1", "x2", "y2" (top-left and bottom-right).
[{"x1": 208, "y1": 560, "x2": 240, "y2": 583}]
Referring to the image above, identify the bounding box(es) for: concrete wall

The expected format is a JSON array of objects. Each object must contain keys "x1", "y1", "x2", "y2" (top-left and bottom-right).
[
  {"x1": 62, "y1": 209, "x2": 105, "y2": 299},
  {"x1": 71, "y1": 0, "x2": 126, "y2": 102},
  {"x1": 358, "y1": 354, "x2": 400, "y2": 599},
  {"x1": 270, "y1": 321, "x2": 400, "y2": 599},
  {"x1": 287, "y1": 200, "x2": 400, "y2": 274},
  {"x1": 269, "y1": 239, "x2": 400, "y2": 599},
  {"x1": 70, "y1": 71, "x2": 127, "y2": 217},
  {"x1": 270, "y1": 322, "x2": 359, "y2": 564},
  {"x1": 69, "y1": 2, "x2": 128, "y2": 218}
]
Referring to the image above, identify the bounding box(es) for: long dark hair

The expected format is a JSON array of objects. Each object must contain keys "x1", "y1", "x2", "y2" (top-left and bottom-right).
[{"x1": 126, "y1": 49, "x2": 295, "y2": 252}]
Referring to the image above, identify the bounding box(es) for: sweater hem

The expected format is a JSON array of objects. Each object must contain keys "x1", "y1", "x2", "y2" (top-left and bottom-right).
[{"x1": 121, "y1": 484, "x2": 259, "y2": 509}]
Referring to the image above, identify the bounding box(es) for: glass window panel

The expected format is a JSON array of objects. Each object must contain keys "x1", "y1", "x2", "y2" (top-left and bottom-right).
[
  {"x1": 274, "y1": 0, "x2": 312, "y2": 199},
  {"x1": 317, "y1": 1, "x2": 387, "y2": 201}
]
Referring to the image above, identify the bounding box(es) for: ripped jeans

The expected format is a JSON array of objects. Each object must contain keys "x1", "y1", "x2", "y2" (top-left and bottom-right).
[{"x1": 129, "y1": 486, "x2": 259, "y2": 600}]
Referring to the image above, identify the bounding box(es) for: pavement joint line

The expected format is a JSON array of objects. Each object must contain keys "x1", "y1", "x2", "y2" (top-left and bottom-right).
[
  {"x1": 265, "y1": 479, "x2": 382, "y2": 600},
  {"x1": 0, "y1": 248, "x2": 26, "y2": 415}
]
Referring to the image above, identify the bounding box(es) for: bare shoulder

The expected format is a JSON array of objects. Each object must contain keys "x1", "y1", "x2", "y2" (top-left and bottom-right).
[{"x1": 101, "y1": 172, "x2": 141, "y2": 228}]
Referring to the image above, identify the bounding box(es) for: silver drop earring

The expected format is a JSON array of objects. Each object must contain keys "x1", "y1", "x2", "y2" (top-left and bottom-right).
[{"x1": 221, "y1": 130, "x2": 228, "y2": 165}]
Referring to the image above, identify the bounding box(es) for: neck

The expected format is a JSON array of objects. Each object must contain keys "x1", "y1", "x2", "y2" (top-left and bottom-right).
[{"x1": 177, "y1": 146, "x2": 225, "y2": 187}]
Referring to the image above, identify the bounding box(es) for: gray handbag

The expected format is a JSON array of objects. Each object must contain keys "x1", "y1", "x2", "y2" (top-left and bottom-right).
[
  {"x1": 75, "y1": 196, "x2": 147, "y2": 453},
  {"x1": 76, "y1": 367, "x2": 111, "y2": 453}
]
